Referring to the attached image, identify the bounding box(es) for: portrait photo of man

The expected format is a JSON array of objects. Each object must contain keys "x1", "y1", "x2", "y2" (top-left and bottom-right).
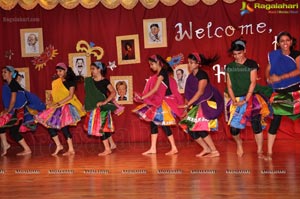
[
  {"x1": 176, "y1": 68, "x2": 186, "y2": 90},
  {"x1": 73, "y1": 57, "x2": 87, "y2": 76},
  {"x1": 25, "y1": 33, "x2": 39, "y2": 54},
  {"x1": 148, "y1": 23, "x2": 162, "y2": 43}
]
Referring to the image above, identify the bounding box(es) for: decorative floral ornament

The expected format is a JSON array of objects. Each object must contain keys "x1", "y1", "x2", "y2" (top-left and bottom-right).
[
  {"x1": 31, "y1": 45, "x2": 58, "y2": 70},
  {"x1": 107, "y1": 61, "x2": 117, "y2": 71},
  {"x1": 166, "y1": 53, "x2": 184, "y2": 68},
  {"x1": 76, "y1": 40, "x2": 104, "y2": 60}
]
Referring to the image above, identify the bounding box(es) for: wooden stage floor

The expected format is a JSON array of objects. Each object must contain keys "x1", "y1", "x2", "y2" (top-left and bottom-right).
[{"x1": 1, "y1": 140, "x2": 299, "y2": 199}]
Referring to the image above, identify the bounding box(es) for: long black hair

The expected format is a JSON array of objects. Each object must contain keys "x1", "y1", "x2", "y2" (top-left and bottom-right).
[
  {"x1": 187, "y1": 53, "x2": 219, "y2": 66},
  {"x1": 148, "y1": 54, "x2": 173, "y2": 74}
]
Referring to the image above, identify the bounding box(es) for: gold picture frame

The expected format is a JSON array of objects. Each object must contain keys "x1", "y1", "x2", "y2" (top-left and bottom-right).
[
  {"x1": 20, "y1": 28, "x2": 44, "y2": 57},
  {"x1": 143, "y1": 18, "x2": 167, "y2": 48},
  {"x1": 173, "y1": 64, "x2": 189, "y2": 94},
  {"x1": 110, "y1": 76, "x2": 133, "y2": 104},
  {"x1": 68, "y1": 53, "x2": 91, "y2": 77},
  {"x1": 116, "y1": 34, "x2": 140, "y2": 65},
  {"x1": 45, "y1": 90, "x2": 53, "y2": 106},
  {"x1": 16, "y1": 67, "x2": 30, "y2": 91}
]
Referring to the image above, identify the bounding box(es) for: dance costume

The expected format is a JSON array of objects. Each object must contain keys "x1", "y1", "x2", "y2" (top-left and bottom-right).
[
  {"x1": 84, "y1": 77, "x2": 116, "y2": 138},
  {"x1": 179, "y1": 69, "x2": 223, "y2": 135},
  {"x1": 225, "y1": 59, "x2": 271, "y2": 134},
  {"x1": 35, "y1": 78, "x2": 85, "y2": 129},
  {"x1": 0, "y1": 80, "x2": 45, "y2": 142},
  {"x1": 133, "y1": 69, "x2": 184, "y2": 130},
  {"x1": 268, "y1": 50, "x2": 300, "y2": 134}
]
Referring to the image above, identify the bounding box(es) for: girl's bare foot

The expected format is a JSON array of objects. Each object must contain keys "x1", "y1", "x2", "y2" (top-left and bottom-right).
[
  {"x1": 1, "y1": 144, "x2": 11, "y2": 156},
  {"x1": 110, "y1": 144, "x2": 117, "y2": 150},
  {"x1": 264, "y1": 153, "x2": 272, "y2": 161},
  {"x1": 196, "y1": 149, "x2": 211, "y2": 157},
  {"x1": 257, "y1": 151, "x2": 264, "y2": 159},
  {"x1": 62, "y1": 151, "x2": 75, "y2": 156},
  {"x1": 236, "y1": 140, "x2": 244, "y2": 157},
  {"x1": 204, "y1": 150, "x2": 220, "y2": 158},
  {"x1": 98, "y1": 150, "x2": 112, "y2": 156},
  {"x1": 142, "y1": 149, "x2": 156, "y2": 155},
  {"x1": 51, "y1": 145, "x2": 63, "y2": 156},
  {"x1": 165, "y1": 148, "x2": 178, "y2": 155},
  {"x1": 16, "y1": 150, "x2": 32, "y2": 156}
]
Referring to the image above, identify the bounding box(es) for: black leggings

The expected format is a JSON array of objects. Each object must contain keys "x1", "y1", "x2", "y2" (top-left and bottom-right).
[
  {"x1": 230, "y1": 114, "x2": 262, "y2": 136},
  {"x1": 150, "y1": 122, "x2": 172, "y2": 136},
  {"x1": 268, "y1": 115, "x2": 282, "y2": 135},
  {"x1": 188, "y1": 131, "x2": 209, "y2": 140},
  {"x1": 0, "y1": 124, "x2": 23, "y2": 142},
  {"x1": 100, "y1": 132, "x2": 111, "y2": 141},
  {"x1": 49, "y1": 126, "x2": 72, "y2": 139}
]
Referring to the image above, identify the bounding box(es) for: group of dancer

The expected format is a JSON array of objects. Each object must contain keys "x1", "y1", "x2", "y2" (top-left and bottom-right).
[{"x1": 1, "y1": 31, "x2": 299, "y2": 160}]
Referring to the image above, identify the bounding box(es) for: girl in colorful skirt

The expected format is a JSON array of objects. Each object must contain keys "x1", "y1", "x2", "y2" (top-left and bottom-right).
[
  {"x1": 225, "y1": 39, "x2": 271, "y2": 158},
  {"x1": 83, "y1": 62, "x2": 118, "y2": 156},
  {"x1": 179, "y1": 53, "x2": 223, "y2": 157},
  {"x1": 35, "y1": 63, "x2": 85, "y2": 156},
  {"x1": 133, "y1": 54, "x2": 185, "y2": 155},
  {"x1": 1, "y1": 66, "x2": 45, "y2": 156},
  {"x1": 265, "y1": 31, "x2": 300, "y2": 160}
]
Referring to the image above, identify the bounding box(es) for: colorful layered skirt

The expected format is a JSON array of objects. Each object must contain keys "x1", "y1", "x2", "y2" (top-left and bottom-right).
[
  {"x1": 179, "y1": 101, "x2": 218, "y2": 132},
  {"x1": 83, "y1": 108, "x2": 114, "y2": 136},
  {"x1": 270, "y1": 90, "x2": 300, "y2": 120},
  {"x1": 132, "y1": 100, "x2": 177, "y2": 126},
  {"x1": 35, "y1": 104, "x2": 81, "y2": 129},
  {"x1": 224, "y1": 93, "x2": 271, "y2": 129}
]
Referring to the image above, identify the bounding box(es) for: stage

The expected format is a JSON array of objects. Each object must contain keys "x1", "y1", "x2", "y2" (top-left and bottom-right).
[{"x1": 0, "y1": 140, "x2": 299, "y2": 198}]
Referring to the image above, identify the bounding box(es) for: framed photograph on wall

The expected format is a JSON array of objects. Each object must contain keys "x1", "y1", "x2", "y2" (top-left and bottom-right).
[
  {"x1": 45, "y1": 90, "x2": 53, "y2": 106},
  {"x1": 68, "y1": 53, "x2": 91, "y2": 77},
  {"x1": 17, "y1": 67, "x2": 30, "y2": 91},
  {"x1": 173, "y1": 64, "x2": 189, "y2": 94},
  {"x1": 20, "y1": 28, "x2": 44, "y2": 57},
  {"x1": 110, "y1": 76, "x2": 133, "y2": 104},
  {"x1": 143, "y1": 18, "x2": 167, "y2": 48},
  {"x1": 116, "y1": 34, "x2": 140, "y2": 65}
]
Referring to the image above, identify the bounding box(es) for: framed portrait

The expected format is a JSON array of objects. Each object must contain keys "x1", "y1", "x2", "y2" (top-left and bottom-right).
[
  {"x1": 173, "y1": 64, "x2": 189, "y2": 94},
  {"x1": 116, "y1": 34, "x2": 140, "y2": 65},
  {"x1": 45, "y1": 90, "x2": 53, "y2": 105},
  {"x1": 17, "y1": 67, "x2": 30, "y2": 91},
  {"x1": 143, "y1": 18, "x2": 167, "y2": 48},
  {"x1": 20, "y1": 28, "x2": 44, "y2": 57},
  {"x1": 110, "y1": 76, "x2": 133, "y2": 104},
  {"x1": 68, "y1": 53, "x2": 91, "y2": 77}
]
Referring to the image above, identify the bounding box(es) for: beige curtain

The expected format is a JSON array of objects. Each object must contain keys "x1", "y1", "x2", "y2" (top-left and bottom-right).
[{"x1": 0, "y1": 0, "x2": 273, "y2": 10}]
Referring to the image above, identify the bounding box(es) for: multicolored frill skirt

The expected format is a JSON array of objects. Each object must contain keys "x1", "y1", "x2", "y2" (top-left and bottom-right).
[
  {"x1": 270, "y1": 90, "x2": 300, "y2": 120},
  {"x1": 1, "y1": 107, "x2": 40, "y2": 132},
  {"x1": 83, "y1": 108, "x2": 114, "y2": 136},
  {"x1": 35, "y1": 104, "x2": 81, "y2": 129},
  {"x1": 132, "y1": 100, "x2": 177, "y2": 126},
  {"x1": 224, "y1": 92, "x2": 272, "y2": 129},
  {"x1": 179, "y1": 101, "x2": 218, "y2": 132}
]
